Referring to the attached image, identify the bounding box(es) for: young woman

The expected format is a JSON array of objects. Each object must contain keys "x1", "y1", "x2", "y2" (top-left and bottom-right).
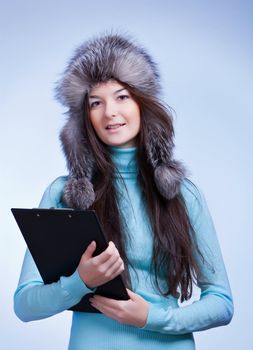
[{"x1": 14, "y1": 33, "x2": 233, "y2": 349}]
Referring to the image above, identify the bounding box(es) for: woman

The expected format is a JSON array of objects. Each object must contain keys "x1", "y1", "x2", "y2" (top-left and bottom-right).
[{"x1": 14, "y1": 33, "x2": 233, "y2": 349}]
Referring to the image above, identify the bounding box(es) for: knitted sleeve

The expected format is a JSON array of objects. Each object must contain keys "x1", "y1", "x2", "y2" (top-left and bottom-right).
[
  {"x1": 141, "y1": 181, "x2": 234, "y2": 334},
  {"x1": 14, "y1": 177, "x2": 93, "y2": 322}
]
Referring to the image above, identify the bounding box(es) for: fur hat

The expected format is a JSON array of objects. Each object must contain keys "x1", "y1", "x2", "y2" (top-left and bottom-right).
[{"x1": 55, "y1": 33, "x2": 186, "y2": 209}]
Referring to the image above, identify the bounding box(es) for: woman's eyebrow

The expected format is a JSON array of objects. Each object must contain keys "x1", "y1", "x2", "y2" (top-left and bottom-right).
[
  {"x1": 89, "y1": 88, "x2": 127, "y2": 99},
  {"x1": 114, "y1": 88, "x2": 127, "y2": 94},
  {"x1": 89, "y1": 95, "x2": 100, "y2": 99}
]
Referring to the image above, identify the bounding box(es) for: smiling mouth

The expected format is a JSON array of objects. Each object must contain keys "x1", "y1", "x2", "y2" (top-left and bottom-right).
[{"x1": 105, "y1": 123, "x2": 126, "y2": 130}]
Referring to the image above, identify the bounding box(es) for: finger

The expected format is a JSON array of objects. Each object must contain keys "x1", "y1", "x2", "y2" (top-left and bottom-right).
[
  {"x1": 90, "y1": 297, "x2": 130, "y2": 324},
  {"x1": 90, "y1": 300, "x2": 119, "y2": 320},
  {"x1": 92, "y1": 241, "x2": 117, "y2": 265},
  {"x1": 126, "y1": 289, "x2": 136, "y2": 299},
  {"x1": 91, "y1": 295, "x2": 123, "y2": 309},
  {"x1": 126, "y1": 289, "x2": 143, "y2": 302},
  {"x1": 90, "y1": 296, "x2": 116, "y2": 314},
  {"x1": 82, "y1": 241, "x2": 96, "y2": 261},
  {"x1": 102, "y1": 252, "x2": 123, "y2": 274},
  {"x1": 106, "y1": 260, "x2": 124, "y2": 280},
  {"x1": 93, "y1": 257, "x2": 123, "y2": 283}
]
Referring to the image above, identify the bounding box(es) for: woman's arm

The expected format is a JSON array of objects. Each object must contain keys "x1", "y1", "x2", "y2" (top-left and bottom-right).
[
  {"x1": 14, "y1": 249, "x2": 90, "y2": 321},
  {"x1": 14, "y1": 177, "x2": 93, "y2": 322},
  {"x1": 89, "y1": 181, "x2": 234, "y2": 334},
  {"x1": 141, "y1": 181, "x2": 234, "y2": 334}
]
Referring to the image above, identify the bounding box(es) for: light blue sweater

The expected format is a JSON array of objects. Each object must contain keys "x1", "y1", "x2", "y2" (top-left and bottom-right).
[{"x1": 14, "y1": 147, "x2": 233, "y2": 349}]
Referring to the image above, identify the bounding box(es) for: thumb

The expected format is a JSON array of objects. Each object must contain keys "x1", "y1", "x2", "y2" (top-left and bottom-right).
[
  {"x1": 82, "y1": 241, "x2": 96, "y2": 261},
  {"x1": 126, "y1": 288, "x2": 139, "y2": 301}
]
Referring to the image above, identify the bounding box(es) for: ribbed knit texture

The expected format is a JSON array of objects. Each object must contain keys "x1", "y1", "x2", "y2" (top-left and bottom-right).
[{"x1": 14, "y1": 147, "x2": 233, "y2": 350}]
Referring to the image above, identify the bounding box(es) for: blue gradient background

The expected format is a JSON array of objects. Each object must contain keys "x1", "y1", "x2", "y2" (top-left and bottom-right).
[{"x1": 1, "y1": 0, "x2": 252, "y2": 349}]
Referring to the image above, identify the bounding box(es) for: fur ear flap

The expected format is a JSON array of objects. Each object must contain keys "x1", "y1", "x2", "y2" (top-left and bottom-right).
[
  {"x1": 60, "y1": 114, "x2": 94, "y2": 180},
  {"x1": 59, "y1": 114, "x2": 96, "y2": 209},
  {"x1": 144, "y1": 118, "x2": 186, "y2": 199}
]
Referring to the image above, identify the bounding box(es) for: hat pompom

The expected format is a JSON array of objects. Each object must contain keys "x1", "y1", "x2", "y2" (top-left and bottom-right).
[
  {"x1": 62, "y1": 177, "x2": 95, "y2": 210},
  {"x1": 154, "y1": 161, "x2": 186, "y2": 200}
]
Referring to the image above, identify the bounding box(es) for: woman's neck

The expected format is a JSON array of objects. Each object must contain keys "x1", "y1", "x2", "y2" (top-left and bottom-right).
[{"x1": 109, "y1": 146, "x2": 138, "y2": 179}]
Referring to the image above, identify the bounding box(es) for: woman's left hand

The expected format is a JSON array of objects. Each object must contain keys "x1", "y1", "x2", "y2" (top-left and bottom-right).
[{"x1": 89, "y1": 289, "x2": 149, "y2": 328}]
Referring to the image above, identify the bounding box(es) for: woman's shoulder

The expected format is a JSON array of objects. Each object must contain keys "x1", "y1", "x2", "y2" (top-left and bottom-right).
[
  {"x1": 180, "y1": 178, "x2": 201, "y2": 201},
  {"x1": 180, "y1": 178, "x2": 206, "y2": 217},
  {"x1": 48, "y1": 175, "x2": 68, "y2": 192},
  {"x1": 39, "y1": 176, "x2": 68, "y2": 208}
]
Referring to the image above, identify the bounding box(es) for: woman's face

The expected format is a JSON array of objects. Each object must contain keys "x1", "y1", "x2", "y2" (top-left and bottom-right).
[{"x1": 88, "y1": 80, "x2": 141, "y2": 148}]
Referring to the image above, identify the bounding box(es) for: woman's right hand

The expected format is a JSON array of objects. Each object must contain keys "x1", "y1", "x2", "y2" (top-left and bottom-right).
[{"x1": 77, "y1": 241, "x2": 124, "y2": 289}]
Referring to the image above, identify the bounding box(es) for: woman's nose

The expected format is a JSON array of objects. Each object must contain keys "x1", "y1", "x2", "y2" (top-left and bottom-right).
[{"x1": 104, "y1": 101, "x2": 118, "y2": 118}]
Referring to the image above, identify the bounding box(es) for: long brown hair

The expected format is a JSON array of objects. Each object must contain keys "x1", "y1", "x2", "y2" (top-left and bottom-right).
[{"x1": 82, "y1": 82, "x2": 205, "y2": 302}]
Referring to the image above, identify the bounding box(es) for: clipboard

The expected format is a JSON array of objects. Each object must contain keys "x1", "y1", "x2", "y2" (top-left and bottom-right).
[{"x1": 11, "y1": 208, "x2": 129, "y2": 313}]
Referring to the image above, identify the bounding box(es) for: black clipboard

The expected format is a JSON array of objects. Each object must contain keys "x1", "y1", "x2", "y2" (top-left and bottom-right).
[{"x1": 11, "y1": 208, "x2": 129, "y2": 312}]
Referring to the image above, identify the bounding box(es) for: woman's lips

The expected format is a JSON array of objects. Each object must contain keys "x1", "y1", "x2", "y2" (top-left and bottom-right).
[{"x1": 105, "y1": 123, "x2": 126, "y2": 130}]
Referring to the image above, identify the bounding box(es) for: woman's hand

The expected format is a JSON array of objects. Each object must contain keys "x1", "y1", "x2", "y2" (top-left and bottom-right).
[
  {"x1": 77, "y1": 241, "x2": 124, "y2": 289},
  {"x1": 89, "y1": 289, "x2": 149, "y2": 328}
]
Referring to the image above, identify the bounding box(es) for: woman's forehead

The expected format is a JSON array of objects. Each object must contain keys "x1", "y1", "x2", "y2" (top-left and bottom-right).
[{"x1": 89, "y1": 80, "x2": 126, "y2": 97}]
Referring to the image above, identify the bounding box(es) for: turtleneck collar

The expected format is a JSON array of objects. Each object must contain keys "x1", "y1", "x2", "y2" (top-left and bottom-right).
[{"x1": 109, "y1": 146, "x2": 138, "y2": 179}]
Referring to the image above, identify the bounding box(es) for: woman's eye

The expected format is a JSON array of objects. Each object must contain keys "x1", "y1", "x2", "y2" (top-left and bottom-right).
[
  {"x1": 118, "y1": 95, "x2": 129, "y2": 101},
  {"x1": 90, "y1": 101, "x2": 100, "y2": 108}
]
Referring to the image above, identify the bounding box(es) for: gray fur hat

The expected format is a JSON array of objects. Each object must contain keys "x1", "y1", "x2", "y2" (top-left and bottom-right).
[{"x1": 55, "y1": 33, "x2": 186, "y2": 209}]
